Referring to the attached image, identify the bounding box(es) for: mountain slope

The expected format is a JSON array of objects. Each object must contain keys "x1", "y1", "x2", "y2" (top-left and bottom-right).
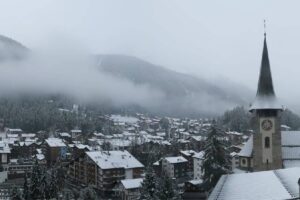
[
  {"x1": 0, "y1": 35, "x2": 28, "y2": 61},
  {"x1": 95, "y1": 55, "x2": 252, "y2": 116},
  {"x1": 0, "y1": 34, "x2": 252, "y2": 116}
]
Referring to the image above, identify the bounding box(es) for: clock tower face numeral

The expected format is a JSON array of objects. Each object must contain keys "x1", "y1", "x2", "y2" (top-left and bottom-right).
[{"x1": 261, "y1": 119, "x2": 273, "y2": 131}]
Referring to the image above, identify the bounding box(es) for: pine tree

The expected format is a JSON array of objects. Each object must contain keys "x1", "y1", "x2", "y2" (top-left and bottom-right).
[
  {"x1": 10, "y1": 185, "x2": 22, "y2": 200},
  {"x1": 49, "y1": 169, "x2": 59, "y2": 199},
  {"x1": 23, "y1": 173, "x2": 30, "y2": 200},
  {"x1": 40, "y1": 170, "x2": 51, "y2": 200},
  {"x1": 139, "y1": 166, "x2": 157, "y2": 200},
  {"x1": 202, "y1": 121, "x2": 231, "y2": 191},
  {"x1": 155, "y1": 176, "x2": 181, "y2": 200},
  {"x1": 79, "y1": 186, "x2": 97, "y2": 200},
  {"x1": 30, "y1": 159, "x2": 42, "y2": 199}
]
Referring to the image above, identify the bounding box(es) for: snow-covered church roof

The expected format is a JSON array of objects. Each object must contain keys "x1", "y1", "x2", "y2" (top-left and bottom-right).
[
  {"x1": 237, "y1": 135, "x2": 253, "y2": 157},
  {"x1": 209, "y1": 167, "x2": 300, "y2": 200},
  {"x1": 238, "y1": 131, "x2": 300, "y2": 167}
]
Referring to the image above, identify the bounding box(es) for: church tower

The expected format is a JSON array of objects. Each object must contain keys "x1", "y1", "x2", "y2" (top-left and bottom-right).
[{"x1": 249, "y1": 33, "x2": 283, "y2": 171}]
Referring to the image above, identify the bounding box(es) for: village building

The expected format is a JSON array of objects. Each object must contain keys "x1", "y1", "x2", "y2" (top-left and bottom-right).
[
  {"x1": 161, "y1": 156, "x2": 188, "y2": 180},
  {"x1": 67, "y1": 150, "x2": 144, "y2": 195},
  {"x1": 193, "y1": 151, "x2": 204, "y2": 180},
  {"x1": 180, "y1": 150, "x2": 197, "y2": 175},
  {"x1": 45, "y1": 138, "x2": 67, "y2": 166},
  {"x1": 0, "y1": 141, "x2": 10, "y2": 165},
  {"x1": 118, "y1": 178, "x2": 143, "y2": 200}
]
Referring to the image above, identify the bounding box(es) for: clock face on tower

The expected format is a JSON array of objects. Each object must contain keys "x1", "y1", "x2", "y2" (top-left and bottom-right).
[{"x1": 261, "y1": 119, "x2": 273, "y2": 131}]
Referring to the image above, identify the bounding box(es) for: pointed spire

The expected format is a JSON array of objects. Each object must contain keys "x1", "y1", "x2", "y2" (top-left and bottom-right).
[
  {"x1": 256, "y1": 35, "x2": 276, "y2": 97},
  {"x1": 249, "y1": 26, "x2": 283, "y2": 111}
]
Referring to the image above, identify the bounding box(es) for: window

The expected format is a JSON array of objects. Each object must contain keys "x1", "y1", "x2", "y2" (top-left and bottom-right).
[
  {"x1": 265, "y1": 137, "x2": 270, "y2": 148},
  {"x1": 242, "y1": 159, "x2": 246, "y2": 165}
]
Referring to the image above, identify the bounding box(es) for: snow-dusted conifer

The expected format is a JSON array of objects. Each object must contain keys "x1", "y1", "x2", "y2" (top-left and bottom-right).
[{"x1": 202, "y1": 120, "x2": 231, "y2": 190}]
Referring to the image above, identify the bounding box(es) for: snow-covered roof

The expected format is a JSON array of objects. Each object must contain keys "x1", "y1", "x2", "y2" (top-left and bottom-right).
[
  {"x1": 86, "y1": 150, "x2": 144, "y2": 170},
  {"x1": 156, "y1": 132, "x2": 166, "y2": 137},
  {"x1": 75, "y1": 144, "x2": 91, "y2": 150},
  {"x1": 113, "y1": 134, "x2": 123, "y2": 138},
  {"x1": 230, "y1": 152, "x2": 238, "y2": 157},
  {"x1": 36, "y1": 153, "x2": 45, "y2": 160},
  {"x1": 281, "y1": 125, "x2": 291, "y2": 129},
  {"x1": 60, "y1": 132, "x2": 71, "y2": 137},
  {"x1": 180, "y1": 150, "x2": 197, "y2": 157},
  {"x1": 238, "y1": 135, "x2": 253, "y2": 157},
  {"x1": 45, "y1": 138, "x2": 66, "y2": 147},
  {"x1": 165, "y1": 156, "x2": 187, "y2": 164},
  {"x1": 21, "y1": 133, "x2": 36, "y2": 138},
  {"x1": 250, "y1": 96, "x2": 283, "y2": 111},
  {"x1": 226, "y1": 131, "x2": 243, "y2": 136},
  {"x1": 282, "y1": 147, "x2": 300, "y2": 159},
  {"x1": 209, "y1": 167, "x2": 300, "y2": 200},
  {"x1": 0, "y1": 141, "x2": 11, "y2": 154},
  {"x1": 283, "y1": 160, "x2": 300, "y2": 168},
  {"x1": 191, "y1": 136, "x2": 206, "y2": 141},
  {"x1": 93, "y1": 132, "x2": 104, "y2": 137},
  {"x1": 109, "y1": 139, "x2": 131, "y2": 147},
  {"x1": 71, "y1": 129, "x2": 82, "y2": 133},
  {"x1": 8, "y1": 128, "x2": 22, "y2": 132},
  {"x1": 235, "y1": 131, "x2": 300, "y2": 160},
  {"x1": 188, "y1": 179, "x2": 203, "y2": 185},
  {"x1": 177, "y1": 139, "x2": 190, "y2": 143},
  {"x1": 121, "y1": 178, "x2": 143, "y2": 189},
  {"x1": 6, "y1": 134, "x2": 18, "y2": 138},
  {"x1": 193, "y1": 151, "x2": 204, "y2": 159},
  {"x1": 282, "y1": 131, "x2": 300, "y2": 146}
]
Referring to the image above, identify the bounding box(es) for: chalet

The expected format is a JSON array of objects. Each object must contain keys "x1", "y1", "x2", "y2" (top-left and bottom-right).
[{"x1": 119, "y1": 178, "x2": 143, "y2": 200}]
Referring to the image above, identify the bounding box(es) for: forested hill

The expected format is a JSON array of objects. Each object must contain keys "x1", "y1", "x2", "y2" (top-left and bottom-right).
[
  {"x1": 0, "y1": 34, "x2": 253, "y2": 117},
  {"x1": 95, "y1": 55, "x2": 252, "y2": 116}
]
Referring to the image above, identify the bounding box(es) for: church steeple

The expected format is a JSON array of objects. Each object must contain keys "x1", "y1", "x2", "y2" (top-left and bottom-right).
[
  {"x1": 250, "y1": 27, "x2": 283, "y2": 172},
  {"x1": 250, "y1": 32, "x2": 282, "y2": 111},
  {"x1": 256, "y1": 35, "x2": 275, "y2": 97}
]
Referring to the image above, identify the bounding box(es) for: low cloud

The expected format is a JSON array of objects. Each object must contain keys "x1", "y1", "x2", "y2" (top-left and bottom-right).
[{"x1": 0, "y1": 40, "x2": 165, "y2": 110}]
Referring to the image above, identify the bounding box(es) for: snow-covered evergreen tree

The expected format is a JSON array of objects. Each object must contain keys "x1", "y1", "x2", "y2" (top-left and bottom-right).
[
  {"x1": 139, "y1": 166, "x2": 157, "y2": 200},
  {"x1": 155, "y1": 176, "x2": 181, "y2": 200},
  {"x1": 202, "y1": 121, "x2": 231, "y2": 191},
  {"x1": 30, "y1": 159, "x2": 42, "y2": 199},
  {"x1": 23, "y1": 173, "x2": 30, "y2": 200},
  {"x1": 40, "y1": 169, "x2": 51, "y2": 199},
  {"x1": 79, "y1": 186, "x2": 97, "y2": 200},
  {"x1": 48, "y1": 169, "x2": 59, "y2": 199},
  {"x1": 10, "y1": 185, "x2": 22, "y2": 200}
]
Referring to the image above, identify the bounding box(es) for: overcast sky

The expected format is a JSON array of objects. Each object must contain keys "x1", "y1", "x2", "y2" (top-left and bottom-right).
[{"x1": 0, "y1": 0, "x2": 300, "y2": 108}]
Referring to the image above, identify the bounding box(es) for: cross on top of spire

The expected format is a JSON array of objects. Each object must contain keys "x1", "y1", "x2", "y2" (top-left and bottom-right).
[{"x1": 264, "y1": 20, "x2": 267, "y2": 37}]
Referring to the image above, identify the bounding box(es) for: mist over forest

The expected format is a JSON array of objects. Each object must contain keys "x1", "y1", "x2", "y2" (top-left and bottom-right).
[{"x1": 0, "y1": 35, "x2": 255, "y2": 117}]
